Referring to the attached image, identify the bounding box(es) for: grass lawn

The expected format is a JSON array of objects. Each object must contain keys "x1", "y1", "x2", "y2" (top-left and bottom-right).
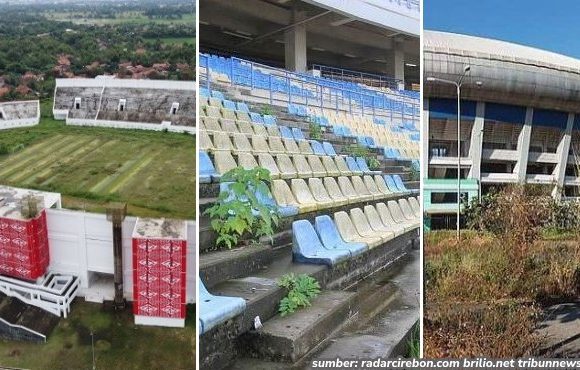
[
  {"x1": 0, "y1": 300, "x2": 195, "y2": 370},
  {"x1": 424, "y1": 230, "x2": 580, "y2": 358},
  {"x1": 0, "y1": 102, "x2": 195, "y2": 219}
]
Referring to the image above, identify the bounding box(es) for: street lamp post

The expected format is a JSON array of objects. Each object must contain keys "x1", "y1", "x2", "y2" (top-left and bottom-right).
[{"x1": 426, "y1": 65, "x2": 472, "y2": 241}]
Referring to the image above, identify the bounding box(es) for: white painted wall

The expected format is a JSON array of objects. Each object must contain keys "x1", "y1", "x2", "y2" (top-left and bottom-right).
[
  {"x1": 65, "y1": 118, "x2": 195, "y2": 134},
  {"x1": 45, "y1": 209, "x2": 196, "y2": 303}
]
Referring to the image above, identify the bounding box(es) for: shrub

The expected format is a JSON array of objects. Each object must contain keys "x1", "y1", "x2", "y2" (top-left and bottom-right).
[
  {"x1": 462, "y1": 184, "x2": 553, "y2": 252},
  {"x1": 309, "y1": 122, "x2": 322, "y2": 140},
  {"x1": 278, "y1": 273, "x2": 321, "y2": 316},
  {"x1": 204, "y1": 167, "x2": 279, "y2": 249},
  {"x1": 261, "y1": 106, "x2": 274, "y2": 116}
]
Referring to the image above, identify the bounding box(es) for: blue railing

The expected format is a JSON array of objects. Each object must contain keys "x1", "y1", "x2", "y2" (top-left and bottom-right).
[{"x1": 200, "y1": 54, "x2": 419, "y2": 122}]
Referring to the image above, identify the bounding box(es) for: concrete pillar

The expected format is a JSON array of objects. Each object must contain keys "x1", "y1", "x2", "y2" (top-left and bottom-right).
[
  {"x1": 468, "y1": 102, "x2": 485, "y2": 181},
  {"x1": 552, "y1": 113, "x2": 574, "y2": 198},
  {"x1": 284, "y1": 9, "x2": 307, "y2": 73},
  {"x1": 514, "y1": 107, "x2": 533, "y2": 183},
  {"x1": 387, "y1": 41, "x2": 405, "y2": 86},
  {"x1": 422, "y1": 98, "x2": 429, "y2": 179}
]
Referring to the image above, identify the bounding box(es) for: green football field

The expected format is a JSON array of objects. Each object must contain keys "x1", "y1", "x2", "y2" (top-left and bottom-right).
[{"x1": 0, "y1": 109, "x2": 196, "y2": 219}]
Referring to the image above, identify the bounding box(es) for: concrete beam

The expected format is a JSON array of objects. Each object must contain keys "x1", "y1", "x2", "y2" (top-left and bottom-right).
[
  {"x1": 285, "y1": 8, "x2": 308, "y2": 72},
  {"x1": 514, "y1": 107, "x2": 533, "y2": 183},
  {"x1": 422, "y1": 99, "x2": 429, "y2": 179},
  {"x1": 553, "y1": 113, "x2": 574, "y2": 197},
  {"x1": 468, "y1": 101, "x2": 485, "y2": 181}
]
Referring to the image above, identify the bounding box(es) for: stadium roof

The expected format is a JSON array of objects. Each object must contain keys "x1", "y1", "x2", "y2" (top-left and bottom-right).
[{"x1": 424, "y1": 30, "x2": 580, "y2": 112}]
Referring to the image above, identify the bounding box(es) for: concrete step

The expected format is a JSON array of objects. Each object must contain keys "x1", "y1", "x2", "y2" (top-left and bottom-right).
[
  {"x1": 309, "y1": 250, "x2": 420, "y2": 361},
  {"x1": 240, "y1": 290, "x2": 357, "y2": 363},
  {"x1": 229, "y1": 251, "x2": 419, "y2": 369},
  {"x1": 0, "y1": 294, "x2": 60, "y2": 343}
]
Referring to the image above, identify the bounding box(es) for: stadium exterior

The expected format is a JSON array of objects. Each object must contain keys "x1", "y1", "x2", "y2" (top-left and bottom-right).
[{"x1": 423, "y1": 30, "x2": 580, "y2": 223}]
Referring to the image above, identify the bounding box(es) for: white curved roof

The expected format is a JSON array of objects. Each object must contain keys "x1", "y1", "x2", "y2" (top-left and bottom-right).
[{"x1": 425, "y1": 30, "x2": 580, "y2": 73}]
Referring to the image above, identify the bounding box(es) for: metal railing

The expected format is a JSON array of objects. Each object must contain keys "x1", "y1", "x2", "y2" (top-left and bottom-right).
[
  {"x1": 200, "y1": 54, "x2": 419, "y2": 123},
  {"x1": 311, "y1": 64, "x2": 403, "y2": 90}
]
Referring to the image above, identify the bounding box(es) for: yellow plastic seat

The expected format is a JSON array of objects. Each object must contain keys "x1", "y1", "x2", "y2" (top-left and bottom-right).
[{"x1": 290, "y1": 179, "x2": 318, "y2": 213}]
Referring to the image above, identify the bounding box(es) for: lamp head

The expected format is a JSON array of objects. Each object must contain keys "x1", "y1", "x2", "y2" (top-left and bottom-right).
[{"x1": 464, "y1": 65, "x2": 471, "y2": 73}]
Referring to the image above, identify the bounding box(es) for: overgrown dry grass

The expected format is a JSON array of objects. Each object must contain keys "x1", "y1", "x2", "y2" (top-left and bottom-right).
[{"x1": 424, "y1": 230, "x2": 580, "y2": 357}]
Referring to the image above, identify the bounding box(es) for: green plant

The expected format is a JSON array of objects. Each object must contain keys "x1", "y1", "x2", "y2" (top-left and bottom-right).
[
  {"x1": 344, "y1": 143, "x2": 382, "y2": 170},
  {"x1": 205, "y1": 166, "x2": 279, "y2": 249},
  {"x1": 406, "y1": 324, "x2": 420, "y2": 358},
  {"x1": 309, "y1": 122, "x2": 322, "y2": 140},
  {"x1": 344, "y1": 143, "x2": 370, "y2": 158},
  {"x1": 367, "y1": 157, "x2": 381, "y2": 171},
  {"x1": 278, "y1": 273, "x2": 321, "y2": 316},
  {"x1": 261, "y1": 106, "x2": 275, "y2": 116},
  {"x1": 408, "y1": 163, "x2": 420, "y2": 181}
]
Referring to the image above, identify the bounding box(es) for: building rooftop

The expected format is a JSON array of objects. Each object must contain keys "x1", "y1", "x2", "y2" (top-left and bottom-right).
[
  {"x1": 132, "y1": 218, "x2": 187, "y2": 240},
  {"x1": 0, "y1": 186, "x2": 61, "y2": 220}
]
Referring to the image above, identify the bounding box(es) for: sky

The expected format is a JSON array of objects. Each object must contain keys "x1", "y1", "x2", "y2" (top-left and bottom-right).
[{"x1": 424, "y1": 0, "x2": 580, "y2": 59}]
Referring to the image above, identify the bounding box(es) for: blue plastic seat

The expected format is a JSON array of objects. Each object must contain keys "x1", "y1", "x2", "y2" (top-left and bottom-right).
[
  {"x1": 211, "y1": 90, "x2": 225, "y2": 100},
  {"x1": 222, "y1": 100, "x2": 236, "y2": 111},
  {"x1": 393, "y1": 175, "x2": 415, "y2": 193},
  {"x1": 199, "y1": 151, "x2": 217, "y2": 183},
  {"x1": 292, "y1": 220, "x2": 350, "y2": 266},
  {"x1": 199, "y1": 87, "x2": 210, "y2": 97},
  {"x1": 383, "y1": 147, "x2": 400, "y2": 160},
  {"x1": 279, "y1": 126, "x2": 293, "y2": 139},
  {"x1": 254, "y1": 181, "x2": 298, "y2": 217},
  {"x1": 292, "y1": 127, "x2": 305, "y2": 141},
  {"x1": 365, "y1": 137, "x2": 377, "y2": 149},
  {"x1": 356, "y1": 157, "x2": 380, "y2": 175},
  {"x1": 221, "y1": 181, "x2": 298, "y2": 218},
  {"x1": 236, "y1": 102, "x2": 250, "y2": 113},
  {"x1": 333, "y1": 126, "x2": 344, "y2": 137},
  {"x1": 263, "y1": 115, "x2": 277, "y2": 126},
  {"x1": 315, "y1": 215, "x2": 367, "y2": 256},
  {"x1": 249, "y1": 112, "x2": 264, "y2": 124},
  {"x1": 393, "y1": 149, "x2": 403, "y2": 160},
  {"x1": 345, "y1": 156, "x2": 362, "y2": 174},
  {"x1": 357, "y1": 136, "x2": 369, "y2": 147},
  {"x1": 199, "y1": 279, "x2": 246, "y2": 334},
  {"x1": 343, "y1": 126, "x2": 353, "y2": 137},
  {"x1": 384, "y1": 175, "x2": 401, "y2": 193},
  {"x1": 310, "y1": 140, "x2": 325, "y2": 155},
  {"x1": 322, "y1": 142, "x2": 337, "y2": 156}
]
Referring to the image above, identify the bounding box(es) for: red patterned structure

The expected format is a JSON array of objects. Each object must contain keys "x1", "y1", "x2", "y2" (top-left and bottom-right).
[
  {"x1": 0, "y1": 210, "x2": 50, "y2": 281},
  {"x1": 132, "y1": 231, "x2": 187, "y2": 321}
]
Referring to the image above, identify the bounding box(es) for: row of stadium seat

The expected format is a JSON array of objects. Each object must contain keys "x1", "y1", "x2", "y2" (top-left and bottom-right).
[
  {"x1": 200, "y1": 119, "x2": 305, "y2": 140},
  {"x1": 293, "y1": 198, "x2": 420, "y2": 265},
  {"x1": 201, "y1": 133, "x2": 338, "y2": 155},
  {"x1": 209, "y1": 174, "x2": 414, "y2": 217},
  {"x1": 270, "y1": 176, "x2": 414, "y2": 214},
  {"x1": 200, "y1": 55, "x2": 419, "y2": 113},
  {"x1": 201, "y1": 151, "x2": 382, "y2": 180},
  {"x1": 199, "y1": 195, "x2": 419, "y2": 334}
]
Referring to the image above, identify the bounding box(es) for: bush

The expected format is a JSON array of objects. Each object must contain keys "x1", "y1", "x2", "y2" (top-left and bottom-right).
[
  {"x1": 261, "y1": 106, "x2": 274, "y2": 116},
  {"x1": 278, "y1": 274, "x2": 321, "y2": 316},
  {"x1": 309, "y1": 122, "x2": 322, "y2": 140},
  {"x1": 462, "y1": 184, "x2": 553, "y2": 252},
  {"x1": 204, "y1": 167, "x2": 280, "y2": 248}
]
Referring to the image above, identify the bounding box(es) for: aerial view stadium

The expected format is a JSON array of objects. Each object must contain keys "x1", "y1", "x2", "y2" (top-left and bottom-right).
[
  {"x1": 198, "y1": 0, "x2": 420, "y2": 368},
  {"x1": 423, "y1": 24, "x2": 580, "y2": 358},
  {"x1": 0, "y1": 0, "x2": 196, "y2": 368}
]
